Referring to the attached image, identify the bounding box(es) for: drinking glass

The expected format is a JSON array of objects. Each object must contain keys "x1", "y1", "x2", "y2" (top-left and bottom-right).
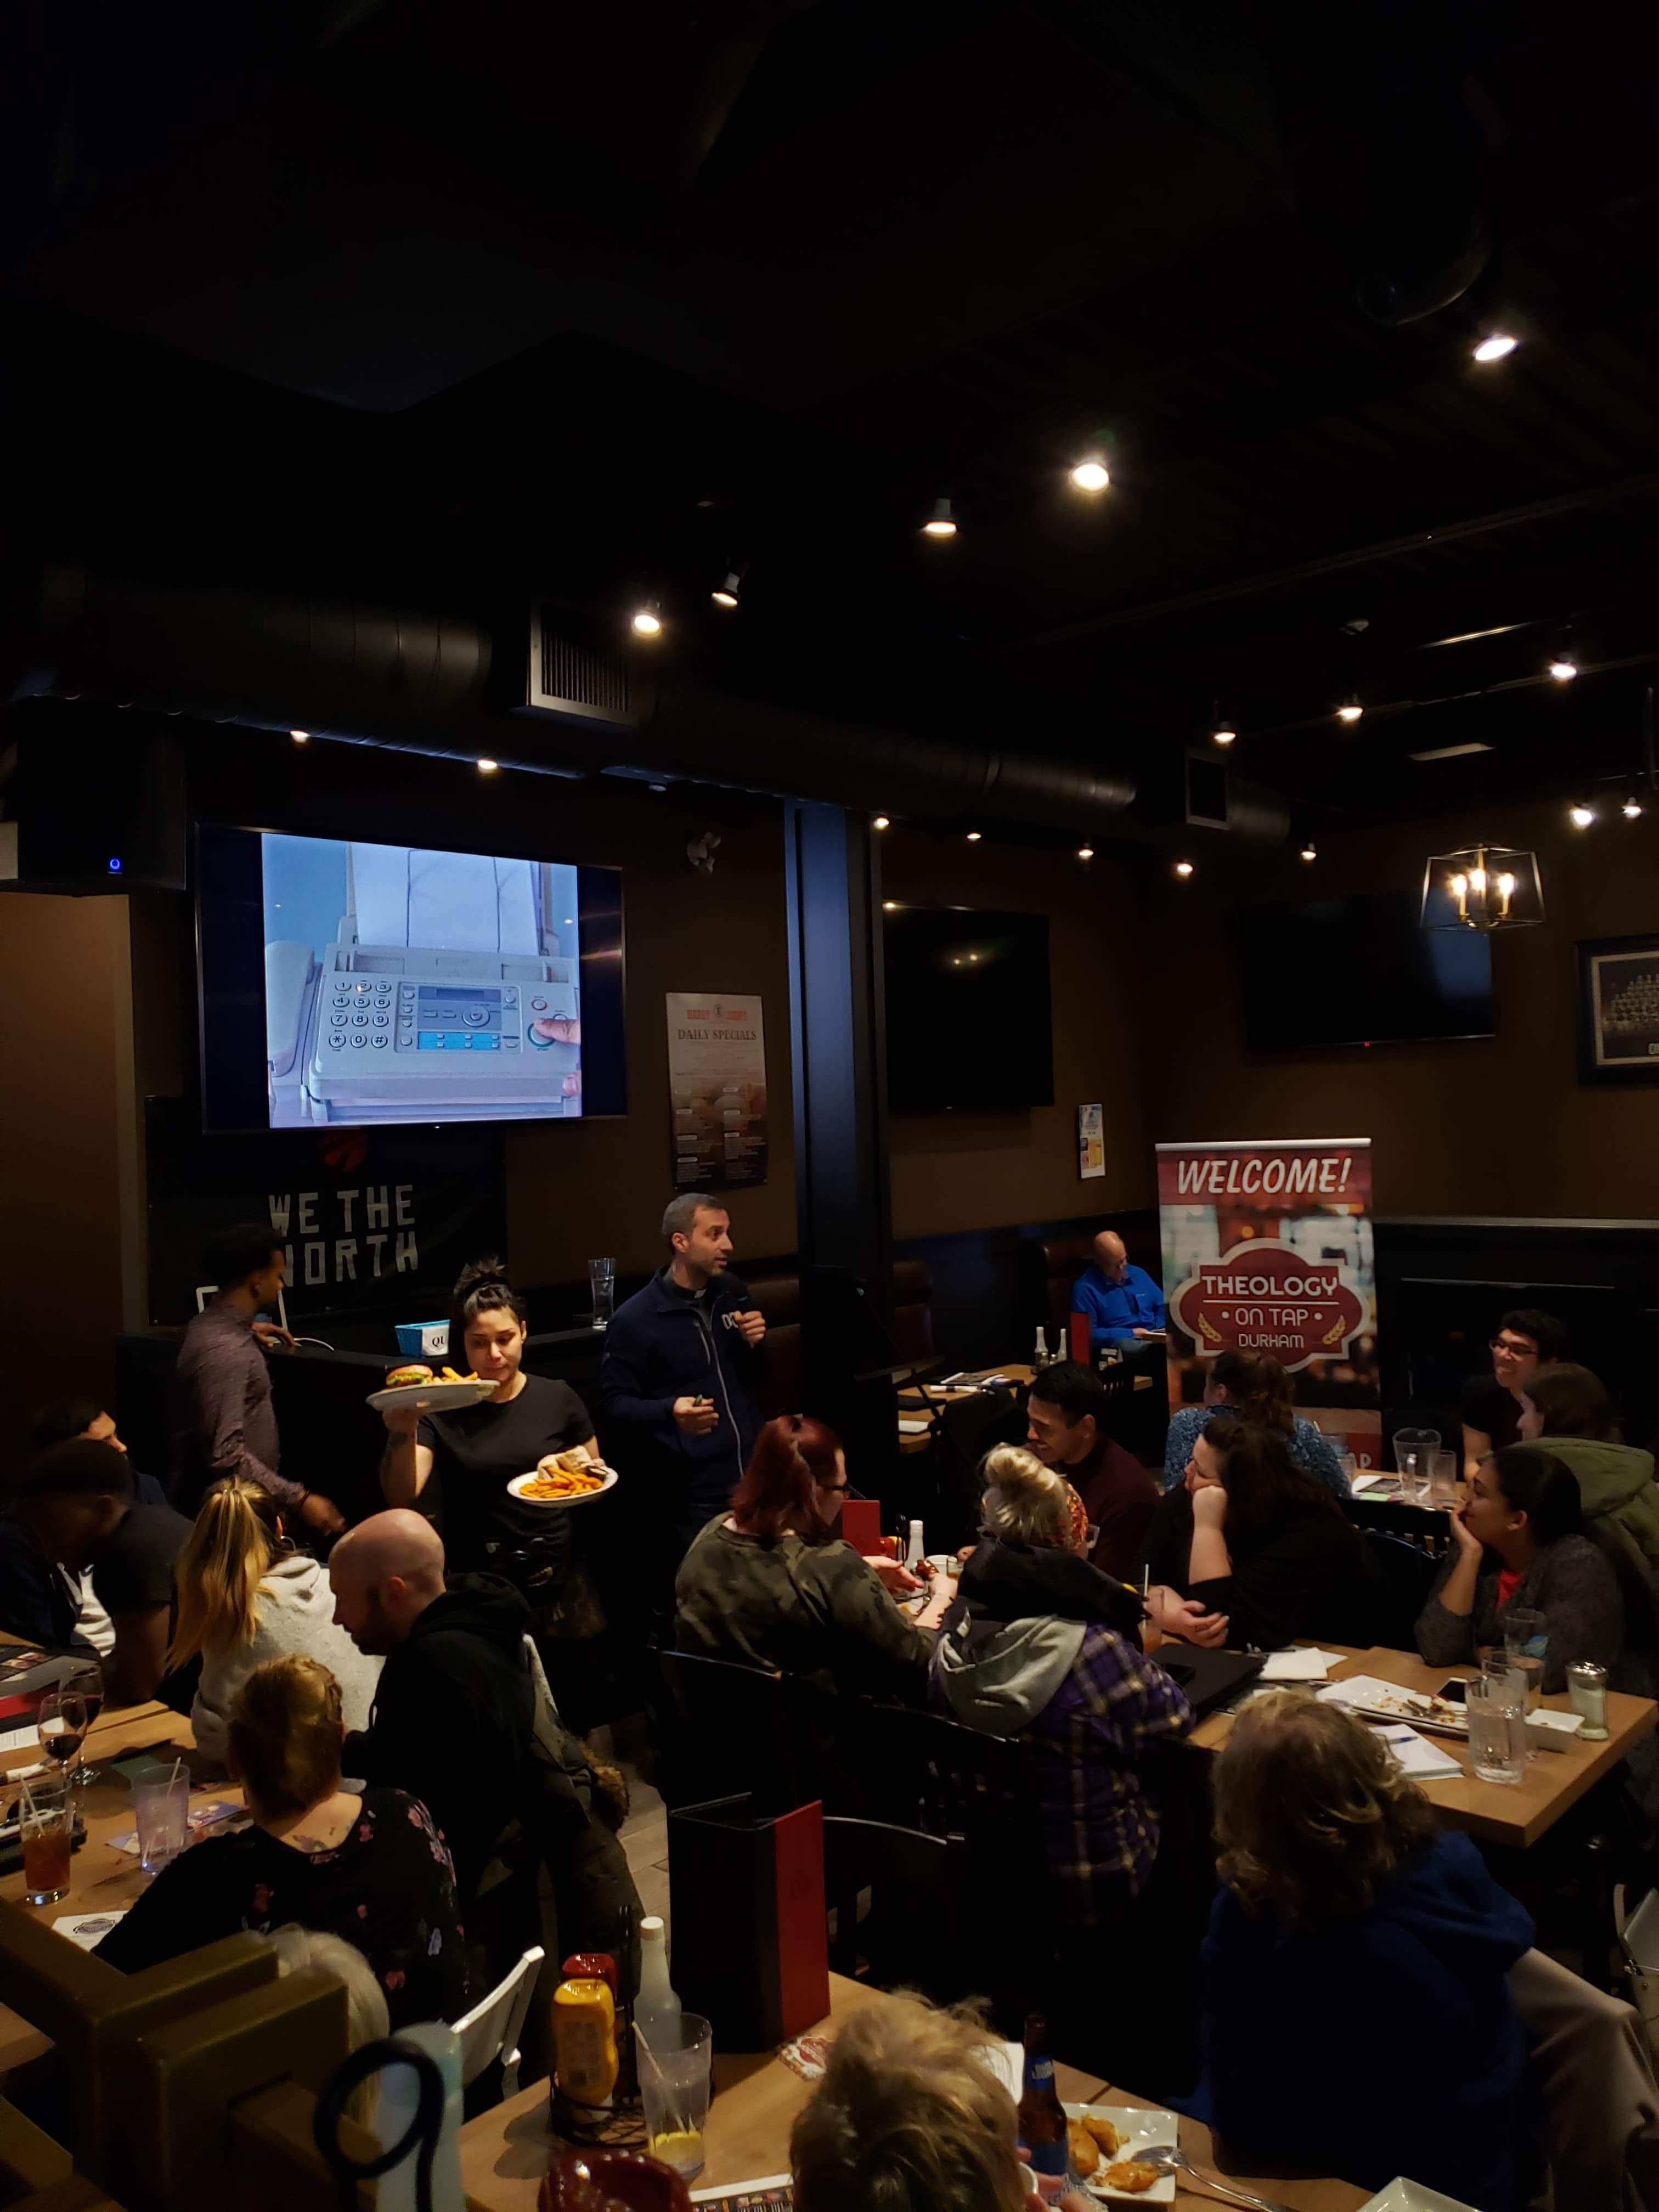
[
  {"x1": 1429, "y1": 1450, "x2": 1459, "y2": 1508},
  {"x1": 132, "y1": 1770, "x2": 190, "y2": 1876},
  {"x1": 589, "y1": 1257, "x2": 616, "y2": 1331},
  {"x1": 37, "y1": 1690, "x2": 88, "y2": 1786},
  {"x1": 1503, "y1": 1609, "x2": 1548, "y2": 1718},
  {"x1": 19, "y1": 1774, "x2": 74, "y2": 1905},
  {"x1": 635, "y1": 2012, "x2": 713, "y2": 2179},
  {"x1": 60, "y1": 1665, "x2": 105, "y2": 1791},
  {"x1": 1392, "y1": 1427, "x2": 1441, "y2": 1504},
  {"x1": 1467, "y1": 1670, "x2": 1526, "y2": 1786}
]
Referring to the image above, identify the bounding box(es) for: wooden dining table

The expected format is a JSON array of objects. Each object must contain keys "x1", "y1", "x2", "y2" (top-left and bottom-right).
[
  {"x1": 458, "y1": 1974, "x2": 1370, "y2": 2212},
  {"x1": 1188, "y1": 1640, "x2": 1656, "y2": 1850}
]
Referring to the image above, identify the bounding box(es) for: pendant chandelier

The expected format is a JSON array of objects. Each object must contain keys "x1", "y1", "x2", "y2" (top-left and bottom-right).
[{"x1": 1420, "y1": 842, "x2": 1544, "y2": 932}]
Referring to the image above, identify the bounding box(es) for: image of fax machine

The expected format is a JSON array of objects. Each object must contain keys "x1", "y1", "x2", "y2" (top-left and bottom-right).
[{"x1": 267, "y1": 935, "x2": 579, "y2": 1122}]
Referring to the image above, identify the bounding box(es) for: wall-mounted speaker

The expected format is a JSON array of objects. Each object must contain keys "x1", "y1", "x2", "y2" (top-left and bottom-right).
[{"x1": 0, "y1": 699, "x2": 187, "y2": 894}]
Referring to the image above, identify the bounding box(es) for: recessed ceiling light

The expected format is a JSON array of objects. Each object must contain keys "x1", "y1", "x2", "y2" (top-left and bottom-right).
[
  {"x1": 872, "y1": 814, "x2": 891, "y2": 831},
  {"x1": 631, "y1": 603, "x2": 663, "y2": 637},
  {"x1": 965, "y1": 829, "x2": 981, "y2": 842},
  {"x1": 1408, "y1": 741, "x2": 1496, "y2": 762},
  {"x1": 1569, "y1": 802, "x2": 1596, "y2": 828},
  {"x1": 1069, "y1": 458, "x2": 1110, "y2": 493},
  {"x1": 1548, "y1": 656, "x2": 1579, "y2": 682},
  {"x1": 922, "y1": 498, "x2": 958, "y2": 539},
  {"x1": 290, "y1": 729, "x2": 310, "y2": 743},
  {"x1": 477, "y1": 758, "x2": 499, "y2": 774},
  {"x1": 1174, "y1": 860, "x2": 1194, "y2": 878},
  {"x1": 1473, "y1": 332, "x2": 1519, "y2": 363},
  {"x1": 1336, "y1": 699, "x2": 1364, "y2": 725}
]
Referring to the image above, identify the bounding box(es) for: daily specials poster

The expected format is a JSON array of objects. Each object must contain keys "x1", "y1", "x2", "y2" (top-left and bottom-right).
[
  {"x1": 1156, "y1": 1138, "x2": 1379, "y2": 1466},
  {"x1": 665, "y1": 992, "x2": 770, "y2": 1191}
]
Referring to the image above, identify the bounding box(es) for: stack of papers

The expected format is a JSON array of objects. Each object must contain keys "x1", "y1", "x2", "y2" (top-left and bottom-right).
[
  {"x1": 1374, "y1": 1725, "x2": 1463, "y2": 1781},
  {"x1": 1259, "y1": 1647, "x2": 1346, "y2": 1683}
]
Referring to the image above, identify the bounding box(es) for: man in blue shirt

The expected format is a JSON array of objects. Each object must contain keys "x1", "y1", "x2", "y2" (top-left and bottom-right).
[{"x1": 1071, "y1": 1231, "x2": 1166, "y2": 1352}]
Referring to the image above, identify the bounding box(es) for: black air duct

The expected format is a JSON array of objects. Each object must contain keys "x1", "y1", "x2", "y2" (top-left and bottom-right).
[{"x1": 12, "y1": 561, "x2": 1138, "y2": 833}]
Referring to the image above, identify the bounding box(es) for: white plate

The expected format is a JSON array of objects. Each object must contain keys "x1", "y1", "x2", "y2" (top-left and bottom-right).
[
  {"x1": 1064, "y1": 2105, "x2": 1178, "y2": 2202},
  {"x1": 1358, "y1": 2179, "x2": 1480, "y2": 2212},
  {"x1": 506, "y1": 1464, "x2": 620, "y2": 1510},
  {"x1": 365, "y1": 1378, "x2": 498, "y2": 1414}
]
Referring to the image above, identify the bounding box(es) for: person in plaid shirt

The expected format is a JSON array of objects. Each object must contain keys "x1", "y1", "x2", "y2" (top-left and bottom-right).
[{"x1": 933, "y1": 1445, "x2": 1193, "y2": 1928}]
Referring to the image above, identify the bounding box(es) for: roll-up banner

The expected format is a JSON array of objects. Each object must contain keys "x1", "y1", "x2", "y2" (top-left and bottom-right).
[{"x1": 1156, "y1": 1138, "x2": 1379, "y2": 1467}]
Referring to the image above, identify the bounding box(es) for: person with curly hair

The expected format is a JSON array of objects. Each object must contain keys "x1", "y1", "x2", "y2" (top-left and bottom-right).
[{"x1": 1192, "y1": 1693, "x2": 1533, "y2": 2211}]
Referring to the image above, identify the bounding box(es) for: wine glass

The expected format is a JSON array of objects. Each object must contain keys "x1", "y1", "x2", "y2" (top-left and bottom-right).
[
  {"x1": 60, "y1": 1666, "x2": 104, "y2": 1790},
  {"x1": 37, "y1": 1690, "x2": 88, "y2": 1788}
]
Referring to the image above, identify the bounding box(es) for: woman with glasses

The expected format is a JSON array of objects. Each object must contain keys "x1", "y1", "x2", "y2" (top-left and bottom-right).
[
  {"x1": 1460, "y1": 1309, "x2": 1567, "y2": 1480},
  {"x1": 674, "y1": 1414, "x2": 949, "y2": 1696}
]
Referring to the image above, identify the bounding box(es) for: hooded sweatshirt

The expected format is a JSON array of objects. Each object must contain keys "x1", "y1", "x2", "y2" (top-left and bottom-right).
[
  {"x1": 342, "y1": 1571, "x2": 534, "y2": 1906},
  {"x1": 1197, "y1": 1829, "x2": 1534, "y2": 2212},
  {"x1": 191, "y1": 1550, "x2": 382, "y2": 1764},
  {"x1": 1511, "y1": 1437, "x2": 1659, "y2": 1585},
  {"x1": 933, "y1": 1542, "x2": 1192, "y2": 1923}
]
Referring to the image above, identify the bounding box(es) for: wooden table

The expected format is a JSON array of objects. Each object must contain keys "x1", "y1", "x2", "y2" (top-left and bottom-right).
[
  {"x1": 0, "y1": 1700, "x2": 220, "y2": 2074},
  {"x1": 896, "y1": 1365, "x2": 1038, "y2": 1454},
  {"x1": 1189, "y1": 1643, "x2": 1656, "y2": 1849},
  {"x1": 459, "y1": 1976, "x2": 1367, "y2": 2212}
]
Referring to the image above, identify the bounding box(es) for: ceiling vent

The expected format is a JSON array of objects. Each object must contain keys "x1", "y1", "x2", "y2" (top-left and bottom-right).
[{"x1": 520, "y1": 600, "x2": 641, "y2": 728}]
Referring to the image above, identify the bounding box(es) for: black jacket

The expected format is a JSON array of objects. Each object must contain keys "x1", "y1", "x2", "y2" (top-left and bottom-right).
[
  {"x1": 1142, "y1": 1486, "x2": 1385, "y2": 1652},
  {"x1": 951, "y1": 1537, "x2": 1148, "y2": 1643},
  {"x1": 599, "y1": 1268, "x2": 765, "y2": 1528},
  {"x1": 342, "y1": 1572, "x2": 533, "y2": 1906}
]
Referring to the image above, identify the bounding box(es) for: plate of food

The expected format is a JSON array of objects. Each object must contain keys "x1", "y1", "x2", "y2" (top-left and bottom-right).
[
  {"x1": 506, "y1": 1454, "x2": 619, "y2": 1509},
  {"x1": 365, "y1": 1364, "x2": 499, "y2": 1414},
  {"x1": 1063, "y1": 2107, "x2": 1177, "y2": 2203}
]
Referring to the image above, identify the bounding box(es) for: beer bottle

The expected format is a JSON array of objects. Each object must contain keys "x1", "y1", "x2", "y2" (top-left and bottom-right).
[{"x1": 1017, "y1": 2011, "x2": 1068, "y2": 2178}]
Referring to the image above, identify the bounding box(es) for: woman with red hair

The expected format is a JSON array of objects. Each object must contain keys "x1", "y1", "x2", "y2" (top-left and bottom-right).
[{"x1": 674, "y1": 1414, "x2": 949, "y2": 1696}]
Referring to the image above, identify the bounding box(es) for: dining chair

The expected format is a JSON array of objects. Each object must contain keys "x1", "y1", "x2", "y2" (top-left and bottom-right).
[
  {"x1": 821, "y1": 1815, "x2": 970, "y2": 2005},
  {"x1": 449, "y1": 1943, "x2": 546, "y2": 2101}
]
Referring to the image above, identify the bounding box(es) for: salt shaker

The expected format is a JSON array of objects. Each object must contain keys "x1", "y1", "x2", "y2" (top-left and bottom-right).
[{"x1": 1567, "y1": 1660, "x2": 1609, "y2": 1740}]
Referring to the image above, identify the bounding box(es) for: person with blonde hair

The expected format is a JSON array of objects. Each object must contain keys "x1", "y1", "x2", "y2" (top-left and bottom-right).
[
  {"x1": 791, "y1": 1993, "x2": 1091, "y2": 2212},
  {"x1": 95, "y1": 1656, "x2": 466, "y2": 2031},
  {"x1": 1194, "y1": 1692, "x2": 1532, "y2": 2211},
  {"x1": 170, "y1": 1478, "x2": 381, "y2": 1763},
  {"x1": 933, "y1": 1447, "x2": 1192, "y2": 1931}
]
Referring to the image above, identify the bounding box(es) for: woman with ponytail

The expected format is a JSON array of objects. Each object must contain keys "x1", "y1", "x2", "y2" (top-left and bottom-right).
[
  {"x1": 172, "y1": 1479, "x2": 380, "y2": 1762},
  {"x1": 674, "y1": 1414, "x2": 950, "y2": 1695},
  {"x1": 96, "y1": 1656, "x2": 466, "y2": 2030}
]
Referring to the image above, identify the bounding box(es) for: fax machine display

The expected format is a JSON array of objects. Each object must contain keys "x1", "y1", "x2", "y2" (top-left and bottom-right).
[{"x1": 262, "y1": 835, "x2": 585, "y2": 1128}]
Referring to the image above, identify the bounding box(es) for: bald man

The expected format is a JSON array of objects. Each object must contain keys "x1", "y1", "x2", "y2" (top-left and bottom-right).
[
  {"x1": 1071, "y1": 1230, "x2": 1166, "y2": 1355},
  {"x1": 332, "y1": 1509, "x2": 535, "y2": 1905}
]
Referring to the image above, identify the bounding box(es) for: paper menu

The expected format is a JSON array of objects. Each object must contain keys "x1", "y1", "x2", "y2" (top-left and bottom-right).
[
  {"x1": 1374, "y1": 1725, "x2": 1463, "y2": 1780},
  {"x1": 689, "y1": 2181, "x2": 792, "y2": 2209},
  {"x1": 1316, "y1": 1674, "x2": 1441, "y2": 1718}
]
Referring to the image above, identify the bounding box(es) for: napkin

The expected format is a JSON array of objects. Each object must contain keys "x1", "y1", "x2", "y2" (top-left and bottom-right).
[
  {"x1": 54, "y1": 1909, "x2": 127, "y2": 1951},
  {"x1": 1527, "y1": 1707, "x2": 1586, "y2": 1737},
  {"x1": 1259, "y1": 1648, "x2": 1346, "y2": 1682}
]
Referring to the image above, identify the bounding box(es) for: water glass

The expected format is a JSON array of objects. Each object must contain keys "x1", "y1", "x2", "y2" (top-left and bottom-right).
[
  {"x1": 19, "y1": 1774, "x2": 73, "y2": 1905},
  {"x1": 1503, "y1": 1608, "x2": 1548, "y2": 1718},
  {"x1": 132, "y1": 1770, "x2": 190, "y2": 1876},
  {"x1": 1429, "y1": 1450, "x2": 1459, "y2": 1507},
  {"x1": 1467, "y1": 1668, "x2": 1526, "y2": 1786},
  {"x1": 589, "y1": 1256, "x2": 616, "y2": 1331},
  {"x1": 1393, "y1": 1427, "x2": 1441, "y2": 1503},
  {"x1": 635, "y1": 2012, "x2": 713, "y2": 2179}
]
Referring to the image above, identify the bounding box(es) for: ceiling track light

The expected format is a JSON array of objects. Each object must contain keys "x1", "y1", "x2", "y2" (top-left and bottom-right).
[
  {"x1": 1568, "y1": 800, "x2": 1596, "y2": 829},
  {"x1": 922, "y1": 497, "x2": 958, "y2": 539},
  {"x1": 1336, "y1": 696, "x2": 1364, "y2": 725},
  {"x1": 1299, "y1": 838, "x2": 1317, "y2": 862},
  {"x1": 711, "y1": 564, "x2": 745, "y2": 610},
  {"x1": 1069, "y1": 456, "x2": 1110, "y2": 493},
  {"x1": 1472, "y1": 331, "x2": 1520, "y2": 363},
  {"x1": 1077, "y1": 844, "x2": 1095, "y2": 861},
  {"x1": 1622, "y1": 795, "x2": 1645, "y2": 821},
  {"x1": 964, "y1": 828, "x2": 982, "y2": 842},
  {"x1": 1174, "y1": 860, "x2": 1194, "y2": 879},
  {"x1": 1548, "y1": 654, "x2": 1578, "y2": 682},
  {"x1": 872, "y1": 814, "x2": 891, "y2": 831},
  {"x1": 477, "y1": 758, "x2": 500, "y2": 775},
  {"x1": 1211, "y1": 702, "x2": 1237, "y2": 747},
  {"x1": 290, "y1": 729, "x2": 310, "y2": 744},
  {"x1": 630, "y1": 600, "x2": 664, "y2": 637}
]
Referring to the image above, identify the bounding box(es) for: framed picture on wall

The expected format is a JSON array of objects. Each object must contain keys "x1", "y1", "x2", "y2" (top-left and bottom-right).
[{"x1": 1576, "y1": 935, "x2": 1659, "y2": 1084}]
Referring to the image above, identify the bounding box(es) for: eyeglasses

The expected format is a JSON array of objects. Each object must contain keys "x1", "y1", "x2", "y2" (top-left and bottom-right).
[{"x1": 1489, "y1": 1336, "x2": 1536, "y2": 1356}]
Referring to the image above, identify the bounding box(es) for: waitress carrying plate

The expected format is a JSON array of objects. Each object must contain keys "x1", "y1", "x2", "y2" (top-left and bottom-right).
[
  {"x1": 365, "y1": 1378, "x2": 498, "y2": 1415},
  {"x1": 506, "y1": 1465, "x2": 620, "y2": 1510}
]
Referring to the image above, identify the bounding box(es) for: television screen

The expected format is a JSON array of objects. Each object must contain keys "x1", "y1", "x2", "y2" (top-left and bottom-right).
[
  {"x1": 197, "y1": 825, "x2": 625, "y2": 1130},
  {"x1": 1238, "y1": 889, "x2": 1494, "y2": 1051},
  {"x1": 884, "y1": 906, "x2": 1053, "y2": 1111}
]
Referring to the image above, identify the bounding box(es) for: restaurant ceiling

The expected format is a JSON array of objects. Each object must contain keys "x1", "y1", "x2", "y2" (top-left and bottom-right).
[{"x1": 5, "y1": 0, "x2": 1659, "y2": 837}]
